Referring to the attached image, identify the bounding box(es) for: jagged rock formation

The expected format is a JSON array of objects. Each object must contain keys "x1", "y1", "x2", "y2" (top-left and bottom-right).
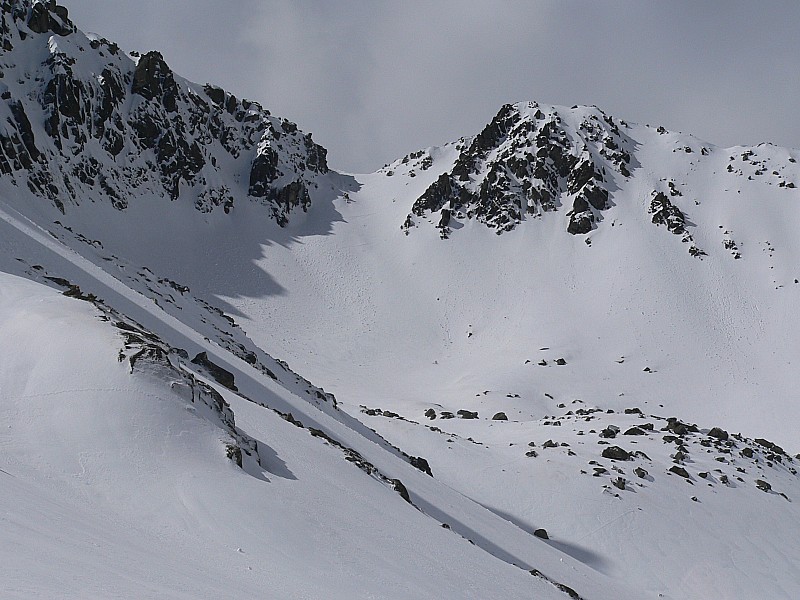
[
  {"x1": 402, "y1": 102, "x2": 633, "y2": 238},
  {"x1": 0, "y1": 0, "x2": 327, "y2": 224}
]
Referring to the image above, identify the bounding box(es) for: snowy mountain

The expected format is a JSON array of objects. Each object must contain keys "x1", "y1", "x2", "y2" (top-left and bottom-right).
[
  {"x1": 2, "y1": 2, "x2": 800, "y2": 599},
  {"x1": 0, "y1": 0, "x2": 328, "y2": 223}
]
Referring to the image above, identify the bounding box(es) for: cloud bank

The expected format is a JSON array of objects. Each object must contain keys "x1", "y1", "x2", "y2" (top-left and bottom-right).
[{"x1": 64, "y1": 0, "x2": 800, "y2": 172}]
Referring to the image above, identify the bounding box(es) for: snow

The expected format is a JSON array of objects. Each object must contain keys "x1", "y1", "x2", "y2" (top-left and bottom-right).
[
  {"x1": 1, "y1": 5, "x2": 799, "y2": 598},
  {"x1": 0, "y1": 272, "x2": 573, "y2": 600}
]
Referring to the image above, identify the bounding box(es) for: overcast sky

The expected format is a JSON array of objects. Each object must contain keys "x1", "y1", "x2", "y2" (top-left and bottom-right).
[{"x1": 64, "y1": 0, "x2": 799, "y2": 173}]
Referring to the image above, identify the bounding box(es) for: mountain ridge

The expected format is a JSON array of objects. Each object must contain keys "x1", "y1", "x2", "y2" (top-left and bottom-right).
[{"x1": 0, "y1": 0, "x2": 328, "y2": 224}]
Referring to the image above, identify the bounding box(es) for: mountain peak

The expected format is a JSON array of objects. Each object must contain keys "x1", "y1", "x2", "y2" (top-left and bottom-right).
[
  {"x1": 402, "y1": 101, "x2": 634, "y2": 238},
  {"x1": 0, "y1": 0, "x2": 328, "y2": 224}
]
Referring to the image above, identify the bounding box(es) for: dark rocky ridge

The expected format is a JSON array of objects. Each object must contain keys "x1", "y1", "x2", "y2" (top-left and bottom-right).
[
  {"x1": 0, "y1": 0, "x2": 328, "y2": 224},
  {"x1": 402, "y1": 101, "x2": 634, "y2": 238}
]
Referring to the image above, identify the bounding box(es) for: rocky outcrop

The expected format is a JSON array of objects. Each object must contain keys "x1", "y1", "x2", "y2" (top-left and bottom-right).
[
  {"x1": 0, "y1": 1, "x2": 328, "y2": 223},
  {"x1": 649, "y1": 192, "x2": 686, "y2": 235},
  {"x1": 403, "y1": 102, "x2": 633, "y2": 238}
]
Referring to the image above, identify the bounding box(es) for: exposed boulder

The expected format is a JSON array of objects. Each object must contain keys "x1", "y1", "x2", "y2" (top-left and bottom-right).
[
  {"x1": 599, "y1": 425, "x2": 619, "y2": 439},
  {"x1": 668, "y1": 465, "x2": 691, "y2": 479},
  {"x1": 602, "y1": 446, "x2": 631, "y2": 461},
  {"x1": 624, "y1": 427, "x2": 646, "y2": 436},
  {"x1": 755, "y1": 479, "x2": 772, "y2": 492},
  {"x1": 708, "y1": 427, "x2": 729, "y2": 441}
]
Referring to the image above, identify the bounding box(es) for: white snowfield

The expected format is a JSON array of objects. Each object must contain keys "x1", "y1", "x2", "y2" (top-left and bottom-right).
[
  {"x1": 0, "y1": 266, "x2": 579, "y2": 599},
  {"x1": 0, "y1": 5, "x2": 799, "y2": 596},
  {"x1": 3, "y1": 105, "x2": 800, "y2": 598}
]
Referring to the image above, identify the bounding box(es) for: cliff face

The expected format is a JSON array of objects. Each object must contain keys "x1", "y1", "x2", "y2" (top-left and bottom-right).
[{"x1": 0, "y1": 0, "x2": 328, "y2": 225}]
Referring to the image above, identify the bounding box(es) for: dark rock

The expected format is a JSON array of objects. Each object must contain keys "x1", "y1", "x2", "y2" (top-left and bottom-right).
[
  {"x1": 602, "y1": 446, "x2": 632, "y2": 461},
  {"x1": 283, "y1": 412, "x2": 304, "y2": 428},
  {"x1": 408, "y1": 104, "x2": 628, "y2": 238},
  {"x1": 391, "y1": 479, "x2": 411, "y2": 503},
  {"x1": 529, "y1": 569, "x2": 581, "y2": 600},
  {"x1": 457, "y1": 410, "x2": 478, "y2": 419},
  {"x1": 567, "y1": 204, "x2": 594, "y2": 235},
  {"x1": 191, "y1": 352, "x2": 238, "y2": 391},
  {"x1": 612, "y1": 477, "x2": 626, "y2": 490},
  {"x1": 650, "y1": 191, "x2": 686, "y2": 234},
  {"x1": 492, "y1": 412, "x2": 508, "y2": 421},
  {"x1": 755, "y1": 479, "x2": 771, "y2": 492},
  {"x1": 634, "y1": 467, "x2": 648, "y2": 478},
  {"x1": 424, "y1": 408, "x2": 437, "y2": 420},
  {"x1": 741, "y1": 447, "x2": 754, "y2": 458},
  {"x1": 27, "y1": 1, "x2": 75, "y2": 36},
  {"x1": 542, "y1": 439, "x2": 558, "y2": 449},
  {"x1": 599, "y1": 426, "x2": 619, "y2": 439},
  {"x1": 555, "y1": 358, "x2": 567, "y2": 365},
  {"x1": 754, "y1": 438, "x2": 785, "y2": 455},
  {"x1": 624, "y1": 427, "x2": 646, "y2": 436},
  {"x1": 132, "y1": 51, "x2": 179, "y2": 112},
  {"x1": 708, "y1": 427, "x2": 729, "y2": 441},
  {"x1": 225, "y1": 444, "x2": 243, "y2": 468},
  {"x1": 410, "y1": 456, "x2": 432, "y2": 477},
  {"x1": 624, "y1": 407, "x2": 643, "y2": 415},
  {"x1": 204, "y1": 84, "x2": 226, "y2": 107},
  {"x1": 533, "y1": 528, "x2": 549, "y2": 540},
  {"x1": 663, "y1": 417, "x2": 697, "y2": 435},
  {"x1": 668, "y1": 465, "x2": 691, "y2": 479}
]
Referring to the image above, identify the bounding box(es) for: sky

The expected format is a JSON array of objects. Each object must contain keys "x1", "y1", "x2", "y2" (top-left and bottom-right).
[{"x1": 63, "y1": 0, "x2": 800, "y2": 174}]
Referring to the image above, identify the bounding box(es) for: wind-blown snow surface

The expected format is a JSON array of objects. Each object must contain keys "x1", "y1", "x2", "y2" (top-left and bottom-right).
[
  {"x1": 3, "y1": 108, "x2": 799, "y2": 598},
  {"x1": 2, "y1": 4, "x2": 800, "y2": 596},
  {"x1": 1, "y1": 273, "x2": 578, "y2": 599}
]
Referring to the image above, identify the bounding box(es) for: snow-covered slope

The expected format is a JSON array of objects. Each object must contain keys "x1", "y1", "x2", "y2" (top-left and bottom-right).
[
  {"x1": 1, "y1": 2, "x2": 800, "y2": 599},
  {"x1": 240, "y1": 102, "x2": 800, "y2": 452},
  {"x1": 0, "y1": 272, "x2": 579, "y2": 599}
]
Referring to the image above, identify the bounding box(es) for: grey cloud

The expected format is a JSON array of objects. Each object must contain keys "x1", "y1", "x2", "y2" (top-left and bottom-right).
[{"x1": 64, "y1": 0, "x2": 800, "y2": 172}]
